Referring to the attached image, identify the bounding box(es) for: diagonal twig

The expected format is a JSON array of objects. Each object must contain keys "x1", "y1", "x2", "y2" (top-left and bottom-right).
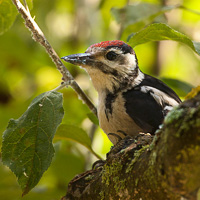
[{"x1": 12, "y1": 0, "x2": 97, "y2": 116}]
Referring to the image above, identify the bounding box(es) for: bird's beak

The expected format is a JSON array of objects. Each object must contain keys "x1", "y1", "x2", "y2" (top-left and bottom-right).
[{"x1": 61, "y1": 53, "x2": 94, "y2": 67}]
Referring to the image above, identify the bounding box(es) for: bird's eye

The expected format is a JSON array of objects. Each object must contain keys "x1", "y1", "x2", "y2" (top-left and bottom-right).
[{"x1": 106, "y1": 51, "x2": 117, "y2": 61}]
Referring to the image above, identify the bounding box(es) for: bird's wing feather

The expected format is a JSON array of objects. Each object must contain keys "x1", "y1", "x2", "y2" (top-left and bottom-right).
[
  {"x1": 123, "y1": 89, "x2": 164, "y2": 133},
  {"x1": 140, "y1": 74, "x2": 182, "y2": 104},
  {"x1": 123, "y1": 74, "x2": 181, "y2": 133}
]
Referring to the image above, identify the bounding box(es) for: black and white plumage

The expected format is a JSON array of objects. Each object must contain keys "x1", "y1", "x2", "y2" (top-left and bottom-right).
[{"x1": 62, "y1": 40, "x2": 181, "y2": 144}]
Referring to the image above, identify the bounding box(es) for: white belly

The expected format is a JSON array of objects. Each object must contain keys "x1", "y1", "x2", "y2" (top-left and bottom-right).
[{"x1": 98, "y1": 93, "x2": 142, "y2": 144}]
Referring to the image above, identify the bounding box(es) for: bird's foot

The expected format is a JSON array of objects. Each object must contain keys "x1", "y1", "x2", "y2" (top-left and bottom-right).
[
  {"x1": 106, "y1": 135, "x2": 134, "y2": 159},
  {"x1": 92, "y1": 159, "x2": 106, "y2": 170}
]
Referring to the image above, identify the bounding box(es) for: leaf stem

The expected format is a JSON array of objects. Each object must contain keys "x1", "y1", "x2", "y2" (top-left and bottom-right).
[
  {"x1": 51, "y1": 81, "x2": 71, "y2": 92},
  {"x1": 90, "y1": 148, "x2": 103, "y2": 160}
]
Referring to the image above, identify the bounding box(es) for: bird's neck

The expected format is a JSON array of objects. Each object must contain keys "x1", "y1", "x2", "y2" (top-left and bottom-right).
[{"x1": 87, "y1": 67, "x2": 144, "y2": 95}]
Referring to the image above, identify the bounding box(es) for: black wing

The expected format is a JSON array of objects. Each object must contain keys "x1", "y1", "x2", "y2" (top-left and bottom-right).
[
  {"x1": 123, "y1": 74, "x2": 181, "y2": 133},
  {"x1": 123, "y1": 88, "x2": 164, "y2": 134}
]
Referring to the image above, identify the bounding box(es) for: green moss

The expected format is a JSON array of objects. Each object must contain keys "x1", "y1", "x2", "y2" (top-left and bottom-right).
[
  {"x1": 126, "y1": 145, "x2": 149, "y2": 173},
  {"x1": 101, "y1": 164, "x2": 111, "y2": 186},
  {"x1": 135, "y1": 178, "x2": 139, "y2": 186},
  {"x1": 149, "y1": 151, "x2": 157, "y2": 166},
  {"x1": 149, "y1": 132, "x2": 160, "y2": 151},
  {"x1": 102, "y1": 161, "x2": 122, "y2": 186},
  {"x1": 174, "y1": 107, "x2": 199, "y2": 137},
  {"x1": 197, "y1": 188, "x2": 200, "y2": 200},
  {"x1": 143, "y1": 162, "x2": 159, "y2": 189},
  {"x1": 170, "y1": 145, "x2": 200, "y2": 192},
  {"x1": 164, "y1": 106, "x2": 200, "y2": 138},
  {"x1": 84, "y1": 174, "x2": 94, "y2": 181},
  {"x1": 101, "y1": 159, "x2": 128, "y2": 196},
  {"x1": 164, "y1": 107, "x2": 185, "y2": 125},
  {"x1": 113, "y1": 176, "x2": 126, "y2": 193},
  {"x1": 141, "y1": 147, "x2": 169, "y2": 190},
  {"x1": 99, "y1": 191, "x2": 105, "y2": 200},
  {"x1": 196, "y1": 118, "x2": 200, "y2": 127}
]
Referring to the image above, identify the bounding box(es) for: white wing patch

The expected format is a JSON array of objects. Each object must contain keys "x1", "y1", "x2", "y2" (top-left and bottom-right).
[
  {"x1": 140, "y1": 86, "x2": 179, "y2": 107},
  {"x1": 164, "y1": 105, "x2": 174, "y2": 111}
]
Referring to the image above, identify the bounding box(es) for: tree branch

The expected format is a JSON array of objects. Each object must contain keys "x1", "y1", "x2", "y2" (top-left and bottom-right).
[
  {"x1": 61, "y1": 93, "x2": 200, "y2": 200},
  {"x1": 12, "y1": 0, "x2": 97, "y2": 116}
]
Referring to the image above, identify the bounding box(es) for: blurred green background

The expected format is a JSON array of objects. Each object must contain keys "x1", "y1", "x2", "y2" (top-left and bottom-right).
[{"x1": 0, "y1": 0, "x2": 200, "y2": 199}]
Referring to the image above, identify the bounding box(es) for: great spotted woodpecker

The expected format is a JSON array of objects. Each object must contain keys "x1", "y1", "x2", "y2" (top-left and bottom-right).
[{"x1": 62, "y1": 40, "x2": 181, "y2": 145}]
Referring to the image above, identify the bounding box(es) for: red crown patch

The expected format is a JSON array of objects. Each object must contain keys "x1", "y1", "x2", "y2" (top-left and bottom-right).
[{"x1": 90, "y1": 40, "x2": 127, "y2": 48}]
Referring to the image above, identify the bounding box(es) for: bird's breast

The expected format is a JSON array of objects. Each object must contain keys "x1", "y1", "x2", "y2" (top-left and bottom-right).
[{"x1": 98, "y1": 92, "x2": 142, "y2": 144}]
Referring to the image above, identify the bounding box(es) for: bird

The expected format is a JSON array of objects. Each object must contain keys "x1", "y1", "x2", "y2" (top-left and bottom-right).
[{"x1": 62, "y1": 40, "x2": 181, "y2": 145}]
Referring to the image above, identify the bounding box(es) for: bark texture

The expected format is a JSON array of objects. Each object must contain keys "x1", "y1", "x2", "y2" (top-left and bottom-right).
[{"x1": 62, "y1": 93, "x2": 200, "y2": 200}]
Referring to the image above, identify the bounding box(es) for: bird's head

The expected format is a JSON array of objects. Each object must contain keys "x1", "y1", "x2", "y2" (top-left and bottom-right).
[{"x1": 62, "y1": 40, "x2": 142, "y2": 93}]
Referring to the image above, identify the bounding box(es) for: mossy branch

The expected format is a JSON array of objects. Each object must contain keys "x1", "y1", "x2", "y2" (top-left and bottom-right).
[{"x1": 61, "y1": 93, "x2": 200, "y2": 200}]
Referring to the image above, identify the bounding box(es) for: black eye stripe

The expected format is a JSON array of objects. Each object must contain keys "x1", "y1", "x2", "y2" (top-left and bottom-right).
[{"x1": 106, "y1": 51, "x2": 117, "y2": 61}]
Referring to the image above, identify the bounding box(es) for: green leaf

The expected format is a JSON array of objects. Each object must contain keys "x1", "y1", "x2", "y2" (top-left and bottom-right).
[
  {"x1": 128, "y1": 23, "x2": 200, "y2": 55},
  {"x1": 54, "y1": 124, "x2": 102, "y2": 159},
  {"x1": 1, "y1": 91, "x2": 64, "y2": 195},
  {"x1": 0, "y1": 0, "x2": 33, "y2": 35},
  {"x1": 87, "y1": 112, "x2": 99, "y2": 125},
  {"x1": 0, "y1": 0, "x2": 18, "y2": 35},
  {"x1": 111, "y1": 4, "x2": 176, "y2": 28},
  {"x1": 111, "y1": 4, "x2": 178, "y2": 40},
  {"x1": 161, "y1": 78, "x2": 194, "y2": 97}
]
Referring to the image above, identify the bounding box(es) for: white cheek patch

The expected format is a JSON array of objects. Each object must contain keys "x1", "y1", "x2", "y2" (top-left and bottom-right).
[
  {"x1": 125, "y1": 53, "x2": 137, "y2": 71},
  {"x1": 130, "y1": 70, "x2": 144, "y2": 86}
]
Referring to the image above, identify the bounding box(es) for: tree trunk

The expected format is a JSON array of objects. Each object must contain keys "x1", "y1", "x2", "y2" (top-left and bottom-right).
[{"x1": 61, "y1": 93, "x2": 200, "y2": 200}]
